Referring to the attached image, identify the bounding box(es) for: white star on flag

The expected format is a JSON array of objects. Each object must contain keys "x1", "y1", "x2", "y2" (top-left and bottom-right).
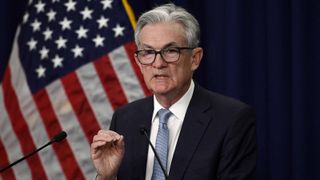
[
  {"x1": 46, "y1": 9, "x2": 56, "y2": 22},
  {"x1": 71, "y1": 44, "x2": 84, "y2": 58},
  {"x1": 112, "y1": 24, "x2": 125, "y2": 37},
  {"x1": 27, "y1": 38, "x2": 37, "y2": 51},
  {"x1": 97, "y1": 16, "x2": 109, "y2": 29},
  {"x1": 39, "y1": 46, "x2": 49, "y2": 60},
  {"x1": 52, "y1": 55, "x2": 64, "y2": 68},
  {"x1": 55, "y1": 36, "x2": 68, "y2": 49},
  {"x1": 64, "y1": 0, "x2": 76, "y2": 12},
  {"x1": 75, "y1": 26, "x2": 89, "y2": 39},
  {"x1": 43, "y1": 28, "x2": 53, "y2": 41},
  {"x1": 92, "y1": 34, "x2": 105, "y2": 47},
  {"x1": 35, "y1": 1, "x2": 46, "y2": 13},
  {"x1": 35, "y1": 65, "x2": 46, "y2": 78},
  {"x1": 59, "y1": 17, "x2": 72, "y2": 31},
  {"x1": 80, "y1": 6, "x2": 93, "y2": 20},
  {"x1": 30, "y1": 19, "x2": 41, "y2": 32},
  {"x1": 101, "y1": 0, "x2": 113, "y2": 10},
  {"x1": 23, "y1": 13, "x2": 29, "y2": 24}
]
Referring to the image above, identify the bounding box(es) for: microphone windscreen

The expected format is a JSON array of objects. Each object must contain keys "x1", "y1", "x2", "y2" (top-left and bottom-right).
[{"x1": 52, "y1": 131, "x2": 67, "y2": 143}]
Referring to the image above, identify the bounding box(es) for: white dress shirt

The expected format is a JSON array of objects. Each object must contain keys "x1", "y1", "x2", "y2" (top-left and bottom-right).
[{"x1": 145, "y1": 80, "x2": 195, "y2": 180}]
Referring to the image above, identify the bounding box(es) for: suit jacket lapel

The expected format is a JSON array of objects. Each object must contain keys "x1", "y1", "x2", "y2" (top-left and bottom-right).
[
  {"x1": 169, "y1": 85, "x2": 212, "y2": 179},
  {"x1": 132, "y1": 97, "x2": 154, "y2": 179}
]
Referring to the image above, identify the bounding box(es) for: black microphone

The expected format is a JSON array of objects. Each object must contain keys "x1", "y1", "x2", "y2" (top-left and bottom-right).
[
  {"x1": 139, "y1": 127, "x2": 168, "y2": 179},
  {"x1": 0, "y1": 131, "x2": 67, "y2": 173}
]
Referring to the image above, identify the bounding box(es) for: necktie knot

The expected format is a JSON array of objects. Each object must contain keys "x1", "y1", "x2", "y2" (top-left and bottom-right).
[{"x1": 158, "y1": 108, "x2": 171, "y2": 124}]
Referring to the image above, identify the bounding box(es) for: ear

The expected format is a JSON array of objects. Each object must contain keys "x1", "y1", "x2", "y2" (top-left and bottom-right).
[{"x1": 191, "y1": 47, "x2": 203, "y2": 71}]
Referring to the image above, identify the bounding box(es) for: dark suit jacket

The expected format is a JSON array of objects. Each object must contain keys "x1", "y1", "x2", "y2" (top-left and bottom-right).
[{"x1": 110, "y1": 84, "x2": 256, "y2": 180}]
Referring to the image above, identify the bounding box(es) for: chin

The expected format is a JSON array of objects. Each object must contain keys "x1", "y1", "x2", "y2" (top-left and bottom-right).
[
  {"x1": 151, "y1": 86, "x2": 171, "y2": 95},
  {"x1": 149, "y1": 80, "x2": 173, "y2": 94}
]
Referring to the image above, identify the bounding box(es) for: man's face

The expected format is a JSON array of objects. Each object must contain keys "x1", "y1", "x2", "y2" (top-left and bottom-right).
[{"x1": 135, "y1": 22, "x2": 203, "y2": 99}]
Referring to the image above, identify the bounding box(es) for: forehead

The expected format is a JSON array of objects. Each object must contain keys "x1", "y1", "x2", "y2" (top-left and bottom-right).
[{"x1": 139, "y1": 22, "x2": 187, "y2": 48}]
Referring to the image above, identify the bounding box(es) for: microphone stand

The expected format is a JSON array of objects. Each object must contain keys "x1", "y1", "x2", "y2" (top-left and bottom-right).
[{"x1": 0, "y1": 131, "x2": 67, "y2": 173}]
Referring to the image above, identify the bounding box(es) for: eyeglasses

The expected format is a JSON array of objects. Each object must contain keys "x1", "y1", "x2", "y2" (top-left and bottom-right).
[{"x1": 134, "y1": 47, "x2": 195, "y2": 65}]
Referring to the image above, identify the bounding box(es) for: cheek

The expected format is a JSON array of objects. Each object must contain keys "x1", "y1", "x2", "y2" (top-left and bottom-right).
[
  {"x1": 141, "y1": 67, "x2": 153, "y2": 81},
  {"x1": 140, "y1": 69, "x2": 152, "y2": 90},
  {"x1": 170, "y1": 67, "x2": 188, "y2": 84},
  {"x1": 176, "y1": 62, "x2": 193, "y2": 78}
]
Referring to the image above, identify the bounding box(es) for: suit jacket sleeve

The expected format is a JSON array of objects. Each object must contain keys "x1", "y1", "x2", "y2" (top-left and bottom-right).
[{"x1": 217, "y1": 106, "x2": 256, "y2": 180}]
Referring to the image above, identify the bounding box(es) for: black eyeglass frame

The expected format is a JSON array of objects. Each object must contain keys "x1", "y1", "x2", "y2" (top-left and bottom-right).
[{"x1": 134, "y1": 47, "x2": 195, "y2": 65}]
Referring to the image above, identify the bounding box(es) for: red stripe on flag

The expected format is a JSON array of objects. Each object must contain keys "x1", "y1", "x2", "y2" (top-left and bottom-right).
[
  {"x1": 0, "y1": 140, "x2": 15, "y2": 179},
  {"x1": 33, "y1": 89, "x2": 86, "y2": 179},
  {"x1": 124, "y1": 42, "x2": 151, "y2": 96},
  {"x1": 94, "y1": 55, "x2": 128, "y2": 110},
  {"x1": 61, "y1": 72, "x2": 101, "y2": 142},
  {"x1": 2, "y1": 68, "x2": 47, "y2": 179}
]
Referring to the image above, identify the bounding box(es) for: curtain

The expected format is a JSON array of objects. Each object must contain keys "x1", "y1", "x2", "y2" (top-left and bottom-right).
[{"x1": 176, "y1": 0, "x2": 320, "y2": 179}]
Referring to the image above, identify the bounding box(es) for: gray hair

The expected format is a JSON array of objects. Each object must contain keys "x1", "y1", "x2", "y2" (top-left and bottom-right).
[{"x1": 134, "y1": 3, "x2": 200, "y2": 48}]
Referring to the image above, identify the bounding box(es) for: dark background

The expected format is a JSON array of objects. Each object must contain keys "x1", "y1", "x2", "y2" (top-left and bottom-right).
[{"x1": 1, "y1": 0, "x2": 319, "y2": 179}]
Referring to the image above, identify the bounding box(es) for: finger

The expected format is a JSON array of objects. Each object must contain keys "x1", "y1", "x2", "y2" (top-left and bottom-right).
[
  {"x1": 114, "y1": 135, "x2": 125, "y2": 149},
  {"x1": 98, "y1": 130, "x2": 122, "y2": 140},
  {"x1": 91, "y1": 140, "x2": 107, "y2": 150},
  {"x1": 97, "y1": 131, "x2": 121, "y2": 142},
  {"x1": 93, "y1": 134, "x2": 114, "y2": 143},
  {"x1": 91, "y1": 133, "x2": 124, "y2": 149},
  {"x1": 90, "y1": 141, "x2": 106, "y2": 157},
  {"x1": 93, "y1": 131, "x2": 121, "y2": 143}
]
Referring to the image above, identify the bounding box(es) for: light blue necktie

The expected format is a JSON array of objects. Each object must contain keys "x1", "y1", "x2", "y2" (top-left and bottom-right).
[{"x1": 151, "y1": 108, "x2": 171, "y2": 180}]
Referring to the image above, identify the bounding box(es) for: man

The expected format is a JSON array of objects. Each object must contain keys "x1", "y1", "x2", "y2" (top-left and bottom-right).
[{"x1": 91, "y1": 3, "x2": 256, "y2": 180}]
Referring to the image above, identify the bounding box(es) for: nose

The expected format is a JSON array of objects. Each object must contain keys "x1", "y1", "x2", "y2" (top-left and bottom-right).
[{"x1": 152, "y1": 52, "x2": 167, "y2": 68}]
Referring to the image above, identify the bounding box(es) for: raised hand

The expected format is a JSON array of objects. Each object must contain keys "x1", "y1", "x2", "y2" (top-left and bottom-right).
[{"x1": 91, "y1": 130, "x2": 125, "y2": 180}]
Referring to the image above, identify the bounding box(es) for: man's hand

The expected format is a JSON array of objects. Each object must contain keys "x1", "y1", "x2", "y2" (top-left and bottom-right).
[{"x1": 91, "y1": 130, "x2": 125, "y2": 180}]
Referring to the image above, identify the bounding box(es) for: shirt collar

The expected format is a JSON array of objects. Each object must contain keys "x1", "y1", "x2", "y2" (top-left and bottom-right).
[{"x1": 152, "y1": 80, "x2": 195, "y2": 121}]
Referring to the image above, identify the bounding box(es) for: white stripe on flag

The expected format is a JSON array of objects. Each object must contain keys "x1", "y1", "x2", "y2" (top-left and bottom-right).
[
  {"x1": 46, "y1": 79, "x2": 96, "y2": 179},
  {"x1": 109, "y1": 46, "x2": 145, "y2": 102},
  {"x1": 0, "y1": 86, "x2": 31, "y2": 179},
  {"x1": 76, "y1": 63, "x2": 114, "y2": 129},
  {"x1": 8, "y1": 28, "x2": 65, "y2": 179}
]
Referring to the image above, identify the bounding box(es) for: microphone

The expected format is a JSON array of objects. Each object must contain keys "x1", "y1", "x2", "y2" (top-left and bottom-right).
[
  {"x1": 139, "y1": 127, "x2": 168, "y2": 179},
  {"x1": 51, "y1": 131, "x2": 67, "y2": 143},
  {"x1": 0, "y1": 131, "x2": 67, "y2": 173}
]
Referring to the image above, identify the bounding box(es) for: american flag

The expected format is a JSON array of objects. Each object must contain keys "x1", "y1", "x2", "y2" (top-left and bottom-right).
[{"x1": 0, "y1": 0, "x2": 150, "y2": 179}]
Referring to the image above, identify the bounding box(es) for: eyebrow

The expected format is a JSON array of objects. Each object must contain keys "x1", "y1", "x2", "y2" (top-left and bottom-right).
[{"x1": 141, "y1": 42, "x2": 180, "y2": 50}]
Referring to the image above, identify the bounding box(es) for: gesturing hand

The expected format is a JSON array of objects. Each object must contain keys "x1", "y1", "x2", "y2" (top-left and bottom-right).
[{"x1": 91, "y1": 130, "x2": 125, "y2": 180}]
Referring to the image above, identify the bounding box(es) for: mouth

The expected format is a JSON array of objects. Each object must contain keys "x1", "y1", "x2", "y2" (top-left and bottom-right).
[{"x1": 153, "y1": 74, "x2": 169, "y2": 79}]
